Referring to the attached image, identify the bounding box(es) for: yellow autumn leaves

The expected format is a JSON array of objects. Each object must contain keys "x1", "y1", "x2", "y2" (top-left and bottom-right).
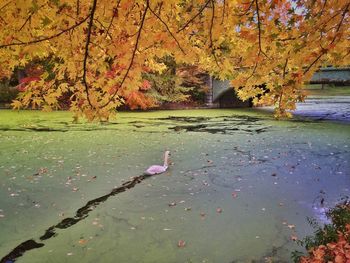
[{"x1": 0, "y1": 0, "x2": 349, "y2": 120}]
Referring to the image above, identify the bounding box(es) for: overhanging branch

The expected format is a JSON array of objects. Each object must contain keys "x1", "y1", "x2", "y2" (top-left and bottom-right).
[
  {"x1": 0, "y1": 15, "x2": 89, "y2": 49},
  {"x1": 82, "y1": 0, "x2": 98, "y2": 108},
  {"x1": 102, "y1": 0, "x2": 150, "y2": 108}
]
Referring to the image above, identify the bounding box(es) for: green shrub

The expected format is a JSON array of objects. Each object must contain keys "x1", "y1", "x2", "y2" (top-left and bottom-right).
[{"x1": 0, "y1": 80, "x2": 18, "y2": 104}]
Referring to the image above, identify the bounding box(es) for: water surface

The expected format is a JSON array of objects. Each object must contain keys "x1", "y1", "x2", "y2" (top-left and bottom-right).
[{"x1": 0, "y1": 109, "x2": 349, "y2": 262}]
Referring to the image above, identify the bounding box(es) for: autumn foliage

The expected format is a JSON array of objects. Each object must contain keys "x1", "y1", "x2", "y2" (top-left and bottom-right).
[
  {"x1": 300, "y1": 224, "x2": 350, "y2": 263},
  {"x1": 294, "y1": 202, "x2": 350, "y2": 263},
  {"x1": 0, "y1": 0, "x2": 349, "y2": 120}
]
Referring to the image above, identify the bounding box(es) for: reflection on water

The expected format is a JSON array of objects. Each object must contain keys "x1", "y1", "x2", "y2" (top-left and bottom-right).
[{"x1": 0, "y1": 109, "x2": 349, "y2": 262}]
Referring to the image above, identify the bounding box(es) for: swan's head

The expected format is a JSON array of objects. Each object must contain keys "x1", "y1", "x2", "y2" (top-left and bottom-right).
[{"x1": 164, "y1": 151, "x2": 170, "y2": 157}]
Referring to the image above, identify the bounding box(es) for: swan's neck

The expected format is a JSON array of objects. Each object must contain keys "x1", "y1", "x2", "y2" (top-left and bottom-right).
[{"x1": 163, "y1": 152, "x2": 169, "y2": 167}]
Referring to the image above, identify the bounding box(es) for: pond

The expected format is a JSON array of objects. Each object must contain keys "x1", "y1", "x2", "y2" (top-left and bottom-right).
[{"x1": 0, "y1": 108, "x2": 349, "y2": 263}]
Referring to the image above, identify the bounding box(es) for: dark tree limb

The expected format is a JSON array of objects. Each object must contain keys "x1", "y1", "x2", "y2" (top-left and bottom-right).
[
  {"x1": 255, "y1": 0, "x2": 268, "y2": 58},
  {"x1": 209, "y1": 0, "x2": 220, "y2": 68},
  {"x1": 282, "y1": 57, "x2": 289, "y2": 79},
  {"x1": 82, "y1": 0, "x2": 98, "y2": 107},
  {"x1": 76, "y1": 0, "x2": 80, "y2": 16},
  {"x1": 0, "y1": 15, "x2": 89, "y2": 48}
]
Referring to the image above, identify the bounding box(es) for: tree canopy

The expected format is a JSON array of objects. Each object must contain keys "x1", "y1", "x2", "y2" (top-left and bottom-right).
[{"x1": 0, "y1": 0, "x2": 349, "y2": 120}]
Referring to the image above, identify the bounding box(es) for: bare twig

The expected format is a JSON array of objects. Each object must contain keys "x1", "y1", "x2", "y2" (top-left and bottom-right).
[
  {"x1": 0, "y1": 15, "x2": 89, "y2": 48},
  {"x1": 148, "y1": 4, "x2": 185, "y2": 54},
  {"x1": 19, "y1": 12, "x2": 33, "y2": 31},
  {"x1": 245, "y1": 61, "x2": 258, "y2": 82},
  {"x1": 76, "y1": 0, "x2": 80, "y2": 16},
  {"x1": 319, "y1": 0, "x2": 328, "y2": 17},
  {"x1": 94, "y1": 18, "x2": 113, "y2": 39},
  {"x1": 106, "y1": 0, "x2": 122, "y2": 36},
  {"x1": 235, "y1": 0, "x2": 254, "y2": 17},
  {"x1": 177, "y1": 0, "x2": 211, "y2": 33},
  {"x1": 221, "y1": 0, "x2": 226, "y2": 24},
  {"x1": 0, "y1": 1, "x2": 12, "y2": 12},
  {"x1": 282, "y1": 57, "x2": 289, "y2": 79}
]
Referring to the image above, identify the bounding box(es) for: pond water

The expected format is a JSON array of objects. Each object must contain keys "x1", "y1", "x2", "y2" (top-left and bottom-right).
[{"x1": 0, "y1": 108, "x2": 349, "y2": 263}]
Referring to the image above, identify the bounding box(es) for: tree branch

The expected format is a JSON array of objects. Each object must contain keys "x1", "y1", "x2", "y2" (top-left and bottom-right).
[
  {"x1": 148, "y1": 4, "x2": 186, "y2": 54},
  {"x1": 18, "y1": 12, "x2": 34, "y2": 31},
  {"x1": 102, "y1": 0, "x2": 149, "y2": 108},
  {"x1": 209, "y1": 0, "x2": 220, "y2": 68},
  {"x1": 0, "y1": 1, "x2": 12, "y2": 12},
  {"x1": 255, "y1": 0, "x2": 268, "y2": 58},
  {"x1": 304, "y1": 3, "x2": 349, "y2": 74},
  {"x1": 282, "y1": 57, "x2": 289, "y2": 79},
  {"x1": 221, "y1": 0, "x2": 226, "y2": 24},
  {"x1": 106, "y1": 0, "x2": 122, "y2": 36},
  {"x1": 82, "y1": 0, "x2": 98, "y2": 107},
  {"x1": 76, "y1": 0, "x2": 80, "y2": 16},
  {"x1": 235, "y1": 0, "x2": 254, "y2": 17},
  {"x1": 177, "y1": 0, "x2": 211, "y2": 33},
  {"x1": 0, "y1": 15, "x2": 89, "y2": 49}
]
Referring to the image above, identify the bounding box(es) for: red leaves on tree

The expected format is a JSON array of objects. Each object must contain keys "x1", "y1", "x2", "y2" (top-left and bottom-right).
[{"x1": 17, "y1": 76, "x2": 41, "y2": 91}]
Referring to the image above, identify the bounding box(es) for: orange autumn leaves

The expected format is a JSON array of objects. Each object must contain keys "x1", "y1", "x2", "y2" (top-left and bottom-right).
[
  {"x1": 0, "y1": 0, "x2": 349, "y2": 120},
  {"x1": 300, "y1": 224, "x2": 350, "y2": 263}
]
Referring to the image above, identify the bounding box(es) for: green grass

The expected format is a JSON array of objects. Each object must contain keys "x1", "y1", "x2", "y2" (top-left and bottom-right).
[{"x1": 303, "y1": 84, "x2": 350, "y2": 96}]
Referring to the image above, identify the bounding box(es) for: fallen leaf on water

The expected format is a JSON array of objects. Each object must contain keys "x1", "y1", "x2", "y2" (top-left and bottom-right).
[
  {"x1": 287, "y1": 224, "x2": 295, "y2": 229},
  {"x1": 177, "y1": 240, "x2": 186, "y2": 248},
  {"x1": 78, "y1": 239, "x2": 88, "y2": 245},
  {"x1": 184, "y1": 207, "x2": 192, "y2": 211},
  {"x1": 231, "y1": 192, "x2": 238, "y2": 198},
  {"x1": 200, "y1": 212, "x2": 206, "y2": 219},
  {"x1": 168, "y1": 202, "x2": 176, "y2": 207},
  {"x1": 67, "y1": 252, "x2": 73, "y2": 256},
  {"x1": 163, "y1": 228, "x2": 172, "y2": 231},
  {"x1": 290, "y1": 235, "x2": 298, "y2": 241},
  {"x1": 216, "y1": 208, "x2": 222, "y2": 213}
]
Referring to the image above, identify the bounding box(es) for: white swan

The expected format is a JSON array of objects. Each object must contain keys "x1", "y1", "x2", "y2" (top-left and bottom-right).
[{"x1": 144, "y1": 151, "x2": 170, "y2": 175}]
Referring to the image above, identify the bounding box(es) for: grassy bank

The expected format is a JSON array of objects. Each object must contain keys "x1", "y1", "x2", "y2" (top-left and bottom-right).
[{"x1": 303, "y1": 84, "x2": 350, "y2": 96}]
